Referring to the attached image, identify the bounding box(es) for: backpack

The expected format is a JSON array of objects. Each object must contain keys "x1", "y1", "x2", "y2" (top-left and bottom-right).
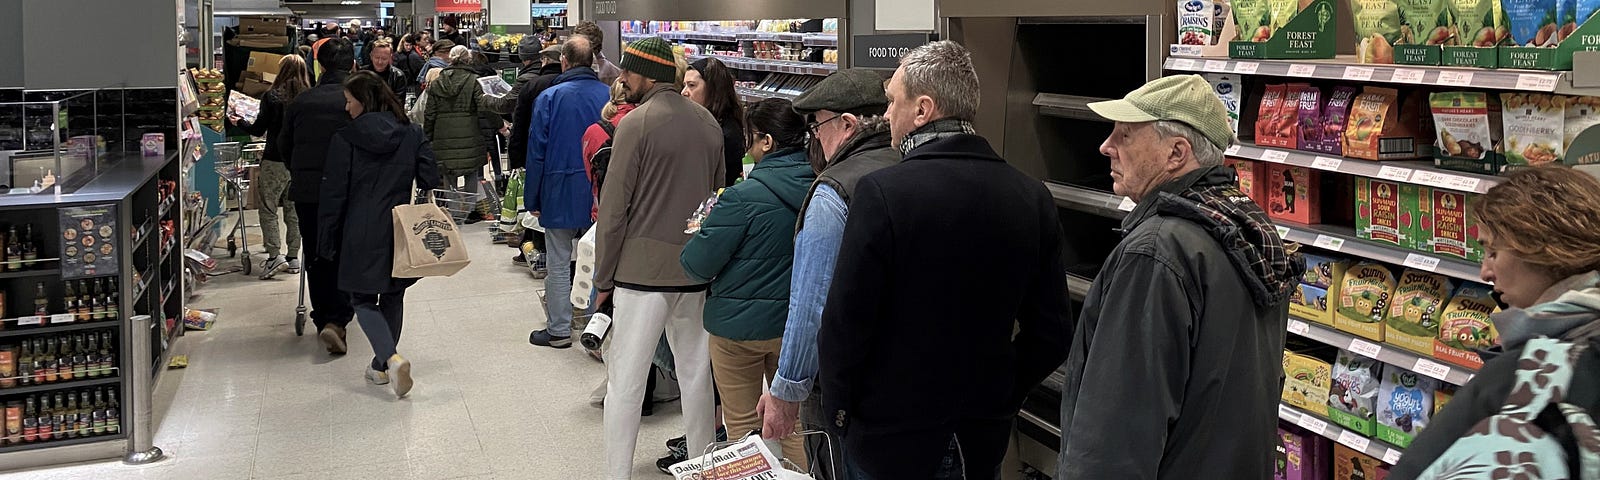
[
  {"x1": 588, "y1": 119, "x2": 617, "y2": 195},
  {"x1": 1414, "y1": 337, "x2": 1600, "y2": 479}
]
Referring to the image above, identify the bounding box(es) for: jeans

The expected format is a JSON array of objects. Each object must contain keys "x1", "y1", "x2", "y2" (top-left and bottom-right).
[
  {"x1": 294, "y1": 202, "x2": 352, "y2": 331},
  {"x1": 351, "y1": 290, "x2": 406, "y2": 370},
  {"x1": 604, "y1": 288, "x2": 715, "y2": 480},
  {"x1": 543, "y1": 228, "x2": 580, "y2": 337},
  {"x1": 255, "y1": 161, "x2": 300, "y2": 259}
]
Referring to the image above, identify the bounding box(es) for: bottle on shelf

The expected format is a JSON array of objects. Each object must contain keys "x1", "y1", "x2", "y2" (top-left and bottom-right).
[
  {"x1": 14, "y1": 342, "x2": 29, "y2": 388},
  {"x1": 84, "y1": 334, "x2": 99, "y2": 378},
  {"x1": 21, "y1": 396, "x2": 36, "y2": 443},
  {"x1": 90, "y1": 389, "x2": 106, "y2": 435},
  {"x1": 39, "y1": 337, "x2": 57, "y2": 383},
  {"x1": 63, "y1": 281, "x2": 78, "y2": 324},
  {"x1": 33, "y1": 282, "x2": 49, "y2": 319},
  {"x1": 74, "y1": 391, "x2": 89, "y2": 438},
  {"x1": 20, "y1": 224, "x2": 36, "y2": 269},
  {"x1": 61, "y1": 393, "x2": 77, "y2": 439},
  {"x1": 98, "y1": 331, "x2": 114, "y2": 376},
  {"x1": 49, "y1": 392, "x2": 65, "y2": 440},
  {"x1": 5, "y1": 225, "x2": 20, "y2": 272},
  {"x1": 105, "y1": 387, "x2": 119, "y2": 434},
  {"x1": 106, "y1": 283, "x2": 119, "y2": 320},
  {"x1": 72, "y1": 334, "x2": 88, "y2": 379},
  {"x1": 75, "y1": 280, "x2": 90, "y2": 322},
  {"x1": 55, "y1": 335, "x2": 72, "y2": 382},
  {"x1": 34, "y1": 394, "x2": 50, "y2": 441},
  {"x1": 91, "y1": 279, "x2": 105, "y2": 321},
  {"x1": 29, "y1": 338, "x2": 45, "y2": 385}
]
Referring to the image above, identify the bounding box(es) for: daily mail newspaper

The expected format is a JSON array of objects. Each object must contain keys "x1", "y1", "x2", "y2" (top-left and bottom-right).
[{"x1": 668, "y1": 435, "x2": 810, "y2": 480}]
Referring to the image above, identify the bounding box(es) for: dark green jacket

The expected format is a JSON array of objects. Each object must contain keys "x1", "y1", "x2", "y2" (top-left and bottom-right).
[
  {"x1": 423, "y1": 66, "x2": 488, "y2": 176},
  {"x1": 681, "y1": 148, "x2": 816, "y2": 340}
]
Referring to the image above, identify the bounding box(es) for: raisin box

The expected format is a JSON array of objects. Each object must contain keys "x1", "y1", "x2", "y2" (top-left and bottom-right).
[
  {"x1": 1428, "y1": 189, "x2": 1483, "y2": 262},
  {"x1": 1267, "y1": 164, "x2": 1320, "y2": 225},
  {"x1": 1355, "y1": 178, "x2": 1425, "y2": 249}
]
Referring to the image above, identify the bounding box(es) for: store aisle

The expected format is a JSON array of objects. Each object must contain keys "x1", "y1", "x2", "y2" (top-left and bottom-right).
[{"x1": 3, "y1": 221, "x2": 689, "y2": 480}]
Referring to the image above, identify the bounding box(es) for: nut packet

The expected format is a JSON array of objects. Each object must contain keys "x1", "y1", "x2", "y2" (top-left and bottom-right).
[
  {"x1": 1504, "y1": 0, "x2": 1561, "y2": 46},
  {"x1": 1502, "y1": 93, "x2": 1566, "y2": 166},
  {"x1": 1448, "y1": 0, "x2": 1510, "y2": 46},
  {"x1": 1236, "y1": 0, "x2": 1299, "y2": 41},
  {"x1": 1565, "y1": 96, "x2": 1600, "y2": 151}
]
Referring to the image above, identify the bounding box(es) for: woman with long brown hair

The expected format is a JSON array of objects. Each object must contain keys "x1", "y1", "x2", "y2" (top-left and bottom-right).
[
  {"x1": 318, "y1": 71, "x2": 440, "y2": 398},
  {"x1": 231, "y1": 54, "x2": 312, "y2": 280},
  {"x1": 684, "y1": 57, "x2": 746, "y2": 187}
]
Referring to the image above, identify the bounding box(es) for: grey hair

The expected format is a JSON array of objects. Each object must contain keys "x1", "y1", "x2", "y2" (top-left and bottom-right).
[
  {"x1": 1154, "y1": 120, "x2": 1224, "y2": 167},
  {"x1": 448, "y1": 45, "x2": 472, "y2": 65},
  {"x1": 897, "y1": 40, "x2": 979, "y2": 122}
]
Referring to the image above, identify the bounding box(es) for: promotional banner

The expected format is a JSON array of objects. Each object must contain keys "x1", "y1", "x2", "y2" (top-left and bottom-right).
[{"x1": 436, "y1": 0, "x2": 482, "y2": 13}]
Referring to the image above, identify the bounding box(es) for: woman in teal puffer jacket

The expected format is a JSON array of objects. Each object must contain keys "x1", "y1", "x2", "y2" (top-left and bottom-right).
[{"x1": 680, "y1": 99, "x2": 815, "y2": 465}]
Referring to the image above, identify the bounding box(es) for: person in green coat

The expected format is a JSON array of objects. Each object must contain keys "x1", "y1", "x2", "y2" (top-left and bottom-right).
[
  {"x1": 679, "y1": 98, "x2": 816, "y2": 466},
  {"x1": 423, "y1": 46, "x2": 488, "y2": 211}
]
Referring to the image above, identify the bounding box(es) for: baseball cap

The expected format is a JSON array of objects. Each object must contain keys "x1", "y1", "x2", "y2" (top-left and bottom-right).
[{"x1": 1087, "y1": 74, "x2": 1234, "y2": 149}]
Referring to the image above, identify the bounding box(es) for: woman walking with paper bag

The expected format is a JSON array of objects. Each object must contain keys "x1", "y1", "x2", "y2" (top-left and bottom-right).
[{"x1": 319, "y1": 71, "x2": 441, "y2": 399}]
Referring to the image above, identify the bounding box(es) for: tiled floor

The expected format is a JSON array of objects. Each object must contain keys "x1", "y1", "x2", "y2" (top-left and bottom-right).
[{"x1": 3, "y1": 219, "x2": 689, "y2": 479}]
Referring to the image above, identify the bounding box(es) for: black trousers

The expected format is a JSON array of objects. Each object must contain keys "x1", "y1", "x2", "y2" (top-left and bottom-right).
[{"x1": 294, "y1": 201, "x2": 352, "y2": 331}]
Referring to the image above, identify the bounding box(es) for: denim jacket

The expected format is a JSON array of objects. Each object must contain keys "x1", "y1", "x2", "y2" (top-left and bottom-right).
[{"x1": 770, "y1": 183, "x2": 847, "y2": 402}]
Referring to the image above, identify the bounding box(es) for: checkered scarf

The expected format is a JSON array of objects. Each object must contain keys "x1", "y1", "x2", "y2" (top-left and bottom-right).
[
  {"x1": 899, "y1": 118, "x2": 976, "y2": 156},
  {"x1": 1152, "y1": 170, "x2": 1303, "y2": 307}
]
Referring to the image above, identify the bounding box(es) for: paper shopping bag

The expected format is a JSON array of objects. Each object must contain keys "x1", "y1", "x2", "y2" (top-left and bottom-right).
[{"x1": 392, "y1": 202, "x2": 471, "y2": 278}]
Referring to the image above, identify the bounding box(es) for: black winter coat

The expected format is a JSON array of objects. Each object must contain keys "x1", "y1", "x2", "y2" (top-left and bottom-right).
[
  {"x1": 816, "y1": 133, "x2": 1071, "y2": 478},
  {"x1": 238, "y1": 90, "x2": 290, "y2": 162},
  {"x1": 508, "y1": 63, "x2": 563, "y2": 173},
  {"x1": 317, "y1": 112, "x2": 441, "y2": 294},
  {"x1": 279, "y1": 70, "x2": 353, "y2": 203},
  {"x1": 717, "y1": 117, "x2": 745, "y2": 188}
]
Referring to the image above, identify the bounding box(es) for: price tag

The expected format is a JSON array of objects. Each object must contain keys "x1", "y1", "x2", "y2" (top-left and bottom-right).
[
  {"x1": 1224, "y1": 144, "x2": 1243, "y2": 156},
  {"x1": 1204, "y1": 60, "x2": 1229, "y2": 72},
  {"x1": 1338, "y1": 430, "x2": 1372, "y2": 452},
  {"x1": 50, "y1": 314, "x2": 73, "y2": 324},
  {"x1": 1276, "y1": 226, "x2": 1292, "y2": 239},
  {"x1": 1444, "y1": 174, "x2": 1482, "y2": 192},
  {"x1": 1391, "y1": 68, "x2": 1426, "y2": 83},
  {"x1": 1172, "y1": 58, "x2": 1198, "y2": 70},
  {"x1": 1410, "y1": 170, "x2": 1452, "y2": 189},
  {"x1": 1297, "y1": 414, "x2": 1329, "y2": 434},
  {"x1": 1405, "y1": 253, "x2": 1442, "y2": 272},
  {"x1": 1438, "y1": 71, "x2": 1475, "y2": 86},
  {"x1": 1234, "y1": 62, "x2": 1260, "y2": 74},
  {"x1": 1288, "y1": 319, "x2": 1312, "y2": 336},
  {"x1": 1261, "y1": 149, "x2": 1290, "y2": 163},
  {"x1": 1343, "y1": 66, "x2": 1375, "y2": 81},
  {"x1": 1383, "y1": 448, "x2": 1403, "y2": 464},
  {"x1": 1413, "y1": 357, "x2": 1453, "y2": 381},
  {"x1": 1312, "y1": 156, "x2": 1344, "y2": 171},
  {"x1": 1349, "y1": 338, "x2": 1384, "y2": 358},
  {"x1": 1117, "y1": 197, "x2": 1138, "y2": 212},
  {"x1": 1516, "y1": 73, "x2": 1559, "y2": 91},
  {"x1": 1313, "y1": 235, "x2": 1345, "y2": 251},
  {"x1": 15, "y1": 316, "x2": 42, "y2": 326},
  {"x1": 1377, "y1": 165, "x2": 1415, "y2": 182},
  {"x1": 1288, "y1": 64, "x2": 1317, "y2": 77}
]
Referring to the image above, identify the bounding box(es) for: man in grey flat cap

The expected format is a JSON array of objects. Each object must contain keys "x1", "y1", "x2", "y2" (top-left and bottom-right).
[{"x1": 755, "y1": 68, "x2": 899, "y2": 479}]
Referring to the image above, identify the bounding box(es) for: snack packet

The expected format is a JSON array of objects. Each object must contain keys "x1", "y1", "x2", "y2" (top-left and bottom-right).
[
  {"x1": 1502, "y1": 93, "x2": 1567, "y2": 166},
  {"x1": 1328, "y1": 349, "x2": 1382, "y2": 435},
  {"x1": 1352, "y1": 0, "x2": 1402, "y2": 62},
  {"x1": 684, "y1": 190, "x2": 723, "y2": 234}
]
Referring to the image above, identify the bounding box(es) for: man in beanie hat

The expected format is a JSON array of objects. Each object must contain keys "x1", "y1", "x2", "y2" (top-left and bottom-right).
[
  {"x1": 593, "y1": 36, "x2": 725, "y2": 480},
  {"x1": 436, "y1": 18, "x2": 467, "y2": 51},
  {"x1": 750, "y1": 68, "x2": 898, "y2": 478},
  {"x1": 1056, "y1": 74, "x2": 1302, "y2": 479},
  {"x1": 815, "y1": 40, "x2": 1070, "y2": 479}
]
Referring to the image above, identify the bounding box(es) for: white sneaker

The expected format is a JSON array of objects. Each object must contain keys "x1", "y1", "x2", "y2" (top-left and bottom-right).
[
  {"x1": 285, "y1": 257, "x2": 301, "y2": 274},
  {"x1": 365, "y1": 367, "x2": 390, "y2": 385},
  {"x1": 259, "y1": 256, "x2": 289, "y2": 280},
  {"x1": 389, "y1": 354, "x2": 413, "y2": 398}
]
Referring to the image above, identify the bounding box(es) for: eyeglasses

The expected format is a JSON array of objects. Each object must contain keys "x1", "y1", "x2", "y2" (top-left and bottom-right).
[{"x1": 807, "y1": 114, "x2": 842, "y2": 136}]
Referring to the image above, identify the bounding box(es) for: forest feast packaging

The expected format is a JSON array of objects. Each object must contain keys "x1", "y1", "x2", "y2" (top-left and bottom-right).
[
  {"x1": 1382, "y1": 269, "x2": 1456, "y2": 356},
  {"x1": 1442, "y1": 0, "x2": 1507, "y2": 67},
  {"x1": 1395, "y1": 0, "x2": 1453, "y2": 64},
  {"x1": 1335, "y1": 262, "x2": 1398, "y2": 341},
  {"x1": 1231, "y1": 0, "x2": 1338, "y2": 59},
  {"x1": 1352, "y1": 0, "x2": 1401, "y2": 63}
]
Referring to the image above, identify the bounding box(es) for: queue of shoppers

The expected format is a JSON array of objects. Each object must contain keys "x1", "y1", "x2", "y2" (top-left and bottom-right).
[{"x1": 240, "y1": 23, "x2": 1600, "y2": 480}]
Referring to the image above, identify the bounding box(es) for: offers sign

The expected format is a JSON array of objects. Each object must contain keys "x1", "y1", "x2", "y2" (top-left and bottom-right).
[{"x1": 436, "y1": 0, "x2": 482, "y2": 13}]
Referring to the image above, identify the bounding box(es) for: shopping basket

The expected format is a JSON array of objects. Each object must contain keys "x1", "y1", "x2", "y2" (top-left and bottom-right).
[{"x1": 431, "y1": 186, "x2": 485, "y2": 224}]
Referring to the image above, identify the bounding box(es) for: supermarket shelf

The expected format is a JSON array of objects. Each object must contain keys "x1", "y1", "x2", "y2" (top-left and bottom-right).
[
  {"x1": 1067, "y1": 273, "x2": 1092, "y2": 300},
  {"x1": 1162, "y1": 55, "x2": 1596, "y2": 96},
  {"x1": 1274, "y1": 220, "x2": 1484, "y2": 283},
  {"x1": 158, "y1": 195, "x2": 175, "y2": 219},
  {"x1": 735, "y1": 32, "x2": 805, "y2": 42},
  {"x1": 0, "y1": 320, "x2": 118, "y2": 340},
  {"x1": 1277, "y1": 403, "x2": 1405, "y2": 466},
  {"x1": 1287, "y1": 316, "x2": 1477, "y2": 386},
  {"x1": 0, "y1": 267, "x2": 61, "y2": 280},
  {"x1": 1225, "y1": 143, "x2": 1500, "y2": 195},
  {"x1": 736, "y1": 87, "x2": 799, "y2": 104},
  {"x1": 0, "y1": 374, "x2": 121, "y2": 398},
  {"x1": 689, "y1": 54, "x2": 837, "y2": 76},
  {"x1": 1045, "y1": 182, "x2": 1486, "y2": 282},
  {"x1": 0, "y1": 433, "x2": 125, "y2": 455},
  {"x1": 803, "y1": 35, "x2": 838, "y2": 48},
  {"x1": 1033, "y1": 93, "x2": 1114, "y2": 122}
]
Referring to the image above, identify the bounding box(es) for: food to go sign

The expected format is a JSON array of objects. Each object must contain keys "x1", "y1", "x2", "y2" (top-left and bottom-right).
[{"x1": 436, "y1": 0, "x2": 482, "y2": 13}]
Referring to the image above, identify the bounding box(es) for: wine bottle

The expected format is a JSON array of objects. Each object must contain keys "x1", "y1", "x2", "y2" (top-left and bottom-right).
[
  {"x1": 75, "y1": 281, "x2": 91, "y2": 322},
  {"x1": 104, "y1": 388, "x2": 120, "y2": 434},
  {"x1": 75, "y1": 391, "x2": 90, "y2": 437},
  {"x1": 21, "y1": 396, "x2": 37, "y2": 442},
  {"x1": 16, "y1": 341, "x2": 32, "y2": 387},
  {"x1": 72, "y1": 335, "x2": 88, "y2": 379},
  {"x1": 63, "y1": 282, "x2": 78, "y2": 323},
  {"x1": 98, "y1": 332, "x2": 114, "y2": 376},
  {"x1": 106, "y1": 282, "x2": 119, "y2": 320},
  {"x1": 90, "y1": 389, "x2": 106, "y2": 435},
  {"x1": 20, "y1": 224, "x2": 36, "y2": 269},
  {"x1": 4, "y1": 225, "x2": 20, "y2": 272},
  {"x1": 91, "y1": 279, "x2": 106, "y2": 321},
  {"x1": 61, "y1": 394, "x2": 78, "y2": 439}
]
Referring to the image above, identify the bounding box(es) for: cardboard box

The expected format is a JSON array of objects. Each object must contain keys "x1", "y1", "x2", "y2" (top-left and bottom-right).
[
  {"x1": 237, "y1": 35, "x2": 290, "y2": 49},
  {"x1": 1267, "y1": 164, "x2": 1320, "y2": 224},
  {"x1": 1293, "y1": 253, "x2": 1351, "y2": 326},
  {"x1": 1428, "y1": 189, "x2": 1483, "y2": 261},
  {"x1": 246, "y1": 52, "x2": 285, "y2": 76},
  {"x1": 1226, "y1": 157, "x2": 1268, "y2": 207},
  {"x1": 1283, "y1": 350, "x2": 1334, "y2": 416},
  {"x1": 1333, "y1": 444, "x2": 1390, "y2": 480},
  {"x1": 236, "y1": 71, "x2": 272, "y2": 98},
  {"x1": 1355, "y1": 178, "x2": 1423, "y2": 248},
  {"x1": 1290, "y1": 283, "x2": 1333, "y2": 326},
  {"x1": 238, "y1": 16, "x2": 288, "y2": 36},
  {"x1": 1277, "y1": 423, "x2": 1333, "y2": 480}
]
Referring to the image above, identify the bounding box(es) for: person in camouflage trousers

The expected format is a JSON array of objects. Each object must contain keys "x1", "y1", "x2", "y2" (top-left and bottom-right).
[{"x1": 254, "y1": 159, "x2": 301, "y2": 279}]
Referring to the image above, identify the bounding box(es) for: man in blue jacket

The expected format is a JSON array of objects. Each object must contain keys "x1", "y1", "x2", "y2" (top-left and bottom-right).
[{"x1": 527, "y1": 35, "x2": 613, "y2": 348}]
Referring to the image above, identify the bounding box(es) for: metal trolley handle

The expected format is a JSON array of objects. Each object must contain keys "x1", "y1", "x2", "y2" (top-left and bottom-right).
[{"x1": 696, "y1": 429, "x2": 838, "y2": 480}]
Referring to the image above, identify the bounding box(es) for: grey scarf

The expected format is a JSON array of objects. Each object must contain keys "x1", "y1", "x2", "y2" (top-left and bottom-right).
[{"x1": 898, "y1": 118, "x2": 976, "y2": 155}]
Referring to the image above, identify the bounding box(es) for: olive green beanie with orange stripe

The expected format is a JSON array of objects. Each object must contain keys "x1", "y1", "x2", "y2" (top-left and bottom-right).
[{"x1": 620, "y1": 37, "x2": 678, "y2": 84}]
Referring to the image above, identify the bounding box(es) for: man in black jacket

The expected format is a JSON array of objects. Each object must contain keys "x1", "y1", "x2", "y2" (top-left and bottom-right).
[
  {"x1": 361, "y1": 39, "x2": 408, "y2": 96},
  {"x1": 279, "y1": 37, "x2": 357, "y2": 355},
  {"x1": 1058, "y1": 75, "x2": 1303, "y2": 479},
  {"x1": 816, "y1": 41, "x2": 1071, "y2": 479}
]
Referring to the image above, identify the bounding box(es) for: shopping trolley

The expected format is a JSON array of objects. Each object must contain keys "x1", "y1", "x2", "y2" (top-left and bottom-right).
[
  {"x1": 294, "y1": 248, "x2": 308, "y2": 336},
  {"x1": 212, "y1": 141, "x2": 258, "y2": 275},
  {"x1": 691, "y1": 430, "x2": 838, "y2": 480}
]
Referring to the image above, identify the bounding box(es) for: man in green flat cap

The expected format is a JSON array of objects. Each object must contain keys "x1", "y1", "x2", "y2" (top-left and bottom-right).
[{"x1": 1057, "y1": 74, "x2": 1303, "y2": 479}]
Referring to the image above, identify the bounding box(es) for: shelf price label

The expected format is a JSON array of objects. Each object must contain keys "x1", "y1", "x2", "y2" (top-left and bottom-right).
[
  {"x1": 1405, "y1": 253, "x2": 1442, "y2": 272},
  {"x1": 1438, "y1": 71, "x2": 1475, "y2": 86},
  {"x1": 1445, "y1": 174, "x2": 1482, "y2": 192},
  {"x1": 1337, "y1": 430, "x2": 1372, "y2": 452},
  {"x1": 50, "y1": 314, "x2": 74, "y2": 324},
  {"x1": 1343, "y1": 66, "x2": 1375, "y2": 81},
  {"x1": 1234, "y1": 62, "x2": 1260, "y2": 74},
  {"x1": 1117, "y1": 197, "x2": 1138, "y2": 212},
  {"x1": 1410, "y1": 170, "x2": 1452, "y2": 189},
  {"x1": 1413, "y1": 358, "x2": 1453, "y2": 381},
  {"x1": 1377, "y1": 165, "x2": 1415, "y2": 182},
  {"x1": 1312, "y1": 156, "x2": 1344, "y2": 171},
  {"x1": 1313, "y1": 235, "x2": 1345, "y2": 251},
  {"x1": 1288, "y1": 64, "x2": 1317, "y2": 77},
  {"x1": 1204, "y1": 60, "x2": 1229, "y2": 72},
  {"x1": 1276, "y1": 226, "x2": 1292, "y2": 239},
  {"x1": 1224, "y1": 144, "x2": 1243, "y2": 156},
  {"x1": 1288, "y1": 319, "x2": 1312, "y2": 336},
  {"x1": 1171, "y1": 58, "x2": 1198, "y2": 70},
  {"x1": 1349, "y1": 338, "x2": 1384, "y2": 358},
  {"x1": 1296, "y1": 414, "x2": 1329, "y2": 434},
  {"x1": 1383, "y1": 448, "x2": 1403, "y2": 464},
  {"x1": 1516, "y1": 73, "x2": 1560, "y2": 91},
  {"x1": 15, "y1": 316, "x2": 42, "y2": 326},
  {"x1": 1391, "y1": 68, "x2": 1426, "y2": 84},
  {"x1": 1261, "y1": 149, "x2": 1290, "y2": 163}
]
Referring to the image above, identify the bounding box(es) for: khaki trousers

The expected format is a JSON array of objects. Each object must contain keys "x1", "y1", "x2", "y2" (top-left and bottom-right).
[{"x1": 710, "y1": 335, "x2": 809, "y2": 471}]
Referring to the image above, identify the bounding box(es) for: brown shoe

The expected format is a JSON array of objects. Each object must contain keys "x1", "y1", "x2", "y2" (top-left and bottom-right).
[{"x1": 319, "y1": 324, "x2": 348, "y2": 355}]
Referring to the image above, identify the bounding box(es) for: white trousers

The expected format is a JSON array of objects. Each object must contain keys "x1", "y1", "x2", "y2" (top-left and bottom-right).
[{"x1": 604, "y1": 288, "x2": 716, "y2": 480}]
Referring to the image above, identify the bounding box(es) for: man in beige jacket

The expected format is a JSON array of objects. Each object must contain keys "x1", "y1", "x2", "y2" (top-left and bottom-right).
[{"x1": 593, "y1": 36, "x2": 726, "y2": 479}]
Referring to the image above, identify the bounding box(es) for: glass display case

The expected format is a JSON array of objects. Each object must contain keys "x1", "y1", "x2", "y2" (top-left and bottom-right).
[{"x1": 0, "y1": 87, "x2": 179, "y2": 199}]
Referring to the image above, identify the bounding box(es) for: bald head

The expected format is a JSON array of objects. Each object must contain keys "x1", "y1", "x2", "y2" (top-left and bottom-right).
[{"x1": 562, "y1": 35, "x2": 595, "y2": 70}]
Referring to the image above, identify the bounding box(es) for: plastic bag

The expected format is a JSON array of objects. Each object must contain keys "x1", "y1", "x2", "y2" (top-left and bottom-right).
[{"x1": 685, "y1": 189, "x2": 724, "y2": 234}]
